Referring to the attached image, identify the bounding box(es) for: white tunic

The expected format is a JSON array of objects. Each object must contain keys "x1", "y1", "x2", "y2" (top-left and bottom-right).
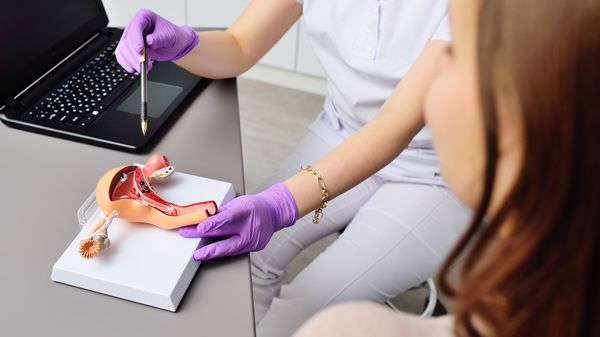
[{"x1": 296, "y1": 0, "x2": 451, "y2": 185}]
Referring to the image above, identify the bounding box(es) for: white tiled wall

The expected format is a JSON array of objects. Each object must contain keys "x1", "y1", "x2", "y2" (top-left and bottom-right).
[
  {"x1": 103, "y1": 0, "x2": 186, "y2": 27},
  {"x1": 186, "y1": 0, "x2": 249, "y2": 28}
]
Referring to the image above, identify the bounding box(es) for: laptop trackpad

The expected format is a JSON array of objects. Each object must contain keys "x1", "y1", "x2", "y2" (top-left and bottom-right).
[{"x1": 117, "y1": 81, "x2": 184, "y2": 118}]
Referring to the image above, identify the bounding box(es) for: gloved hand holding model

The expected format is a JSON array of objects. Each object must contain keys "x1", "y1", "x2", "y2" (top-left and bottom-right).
[
  {"x1": 115, "y1": 8, "x2": 199, "y2": 73},
  {"x1": 179, "y1": 183, "x2": 298, "y2": 261},
  {"x1": 114, "y1": 2, "x2": 474, "y2": 335}
]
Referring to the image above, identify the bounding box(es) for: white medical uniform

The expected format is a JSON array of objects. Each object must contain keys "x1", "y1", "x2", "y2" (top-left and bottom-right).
[{"x1": 251, "y1": 1, "x2": 472, "y2": 336}]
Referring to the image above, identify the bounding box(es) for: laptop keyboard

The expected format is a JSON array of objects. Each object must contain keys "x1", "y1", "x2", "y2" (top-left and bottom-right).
[{"x1": 25, "y1": 40, "x2": 139, "y2": 129}]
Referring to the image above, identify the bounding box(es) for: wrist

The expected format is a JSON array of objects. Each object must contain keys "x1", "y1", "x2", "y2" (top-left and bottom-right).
[
  {"x1": 171, "y1": 26, "x2": 200, "y2": 60},
  {"x1": 262, "y1": 183, "x2": 298, "y2": 231}
]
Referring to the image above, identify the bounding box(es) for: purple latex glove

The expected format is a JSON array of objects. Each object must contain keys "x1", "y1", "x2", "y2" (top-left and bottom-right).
[
  {"x1": 179, "y1": 183, "x2": 298, "y2": 261},
  {"x1": 115, "y1": 8, "x2": 199, "y2": 73}
]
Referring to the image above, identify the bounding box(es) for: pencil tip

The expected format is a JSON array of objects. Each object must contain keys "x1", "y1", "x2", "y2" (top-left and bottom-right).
[{"x1": 141, "y1": 122, "x2": 147, "y2": 136}]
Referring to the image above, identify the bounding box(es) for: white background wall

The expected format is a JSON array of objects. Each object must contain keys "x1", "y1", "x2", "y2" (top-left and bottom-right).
[{"x1": 102, "y1": 0, "x2": 326, "y2": 95}]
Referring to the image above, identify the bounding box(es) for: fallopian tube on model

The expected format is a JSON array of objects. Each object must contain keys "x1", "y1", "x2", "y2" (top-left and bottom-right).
[{"x1": 78, "y1": 154, "x2": 217, "y2": 259}]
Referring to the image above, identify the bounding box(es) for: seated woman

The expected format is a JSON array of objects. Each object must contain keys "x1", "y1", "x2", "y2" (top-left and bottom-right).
[{"x1": 293, "y1": 0, "x2": 600, "y2": 336}]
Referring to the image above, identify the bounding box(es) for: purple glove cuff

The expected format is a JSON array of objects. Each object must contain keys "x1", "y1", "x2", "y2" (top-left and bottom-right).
[
  {"x1": 262, "y1": 183, "x2": 298, "y2": 231},
  {"x1": 170, "y1": 25, "x2": 200, "y2": 61}
]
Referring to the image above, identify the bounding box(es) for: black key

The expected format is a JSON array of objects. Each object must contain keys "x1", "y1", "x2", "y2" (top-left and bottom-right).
[
  {"x1": 35, "y1": 109, "x2": 47, "y2": 118},
  {"x1": 76, "y1": 120, "x2": 90, "y2": 129},
  {"x1": 82, "y1": 114, "x2": 95, "y2": 122},
  {"x1": 100, "y1": 78, "x2": 135, "y2": 106},
  {"x1": 29, "y1": 106, "x2": 41, "y2": 116},
  {"x1": 67, "y1": 115, "x2": 80, "y2": 125},
  {"x1": 57, "y1": 114, "x2": 68, "y2": 123}
]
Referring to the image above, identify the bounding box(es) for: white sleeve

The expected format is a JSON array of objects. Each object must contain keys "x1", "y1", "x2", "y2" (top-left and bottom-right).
[
  {"x1": 431, "y1": 14, "x2": 451, "y2": 41},
  {"x1": 294, "y1": 0, "x2": 304, "y2": 4}
]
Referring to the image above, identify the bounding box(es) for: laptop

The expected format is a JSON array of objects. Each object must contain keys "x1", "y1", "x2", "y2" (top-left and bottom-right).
[{"x1": 0, "y1": 0, "x2": 203, "y2": 151}]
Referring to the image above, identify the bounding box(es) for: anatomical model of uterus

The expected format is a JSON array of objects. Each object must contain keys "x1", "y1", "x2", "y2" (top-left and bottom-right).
[{"x1": 78, "y1": 154, "x2": 217, "y2": 259}]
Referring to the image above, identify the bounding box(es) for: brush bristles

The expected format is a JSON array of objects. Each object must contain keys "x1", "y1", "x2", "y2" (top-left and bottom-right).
[{"x1": 78, "y1": 239, "x2": 100, "y2": 259}]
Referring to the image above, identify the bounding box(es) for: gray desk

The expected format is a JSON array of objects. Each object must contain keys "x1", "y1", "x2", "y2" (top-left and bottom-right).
[{"x1": 0, "y1": 78, "x2": 256, "y2": 337}]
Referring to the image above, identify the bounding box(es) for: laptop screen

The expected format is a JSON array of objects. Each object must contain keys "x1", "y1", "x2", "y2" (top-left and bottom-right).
[{"x1": 0, "y1": 0, "x2": 108, "y2": 105}]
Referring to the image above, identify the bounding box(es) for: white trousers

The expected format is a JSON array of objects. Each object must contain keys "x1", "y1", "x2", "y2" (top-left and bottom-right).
[{"x1": 250, "y1": 129, "x2": 471, "y2": 337}]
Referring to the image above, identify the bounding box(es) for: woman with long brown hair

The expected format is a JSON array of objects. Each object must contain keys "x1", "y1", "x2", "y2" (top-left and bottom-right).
[{"x1": 292, "y1": 0, "x2": 600, "y2": 336}]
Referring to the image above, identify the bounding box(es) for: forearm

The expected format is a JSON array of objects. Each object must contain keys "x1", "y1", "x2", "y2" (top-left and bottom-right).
[
  {"x1": 174, "y1": 0, "x2": 302, "y2": 79},
  {"x1": 284, "y1": 40, "x2": 447, "y2": 217},
  {"x1": 174, "y1": 30, "x2": 248, "y2": 79},
  {"x1": 285, "y1": 108, "x2": 422, "y2": 217}
]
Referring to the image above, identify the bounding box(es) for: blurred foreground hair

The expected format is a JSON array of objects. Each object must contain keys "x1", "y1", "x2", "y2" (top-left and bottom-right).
[{"x1": 438, "y1": 0, "x2": 600, "y2": 336}]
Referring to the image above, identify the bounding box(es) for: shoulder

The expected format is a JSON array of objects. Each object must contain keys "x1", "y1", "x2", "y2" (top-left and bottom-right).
[{"x1": 292, "y1": 301, "x2": 456, "y2": 337}]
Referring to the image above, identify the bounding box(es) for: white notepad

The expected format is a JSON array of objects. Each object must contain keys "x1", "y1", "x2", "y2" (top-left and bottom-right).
[{"x1": 51, "y1": 170, "x2": 235, "y2": 311}]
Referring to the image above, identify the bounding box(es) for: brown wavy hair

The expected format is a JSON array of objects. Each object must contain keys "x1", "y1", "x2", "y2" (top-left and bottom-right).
[{"x1": 438, "y1": 0, "x2": 600, "y2": 336}]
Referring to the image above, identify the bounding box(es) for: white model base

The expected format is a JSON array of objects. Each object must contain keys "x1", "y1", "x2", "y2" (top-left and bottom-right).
[{"x1": 51, "y1": 171, "x2": 236, "y2": 312}]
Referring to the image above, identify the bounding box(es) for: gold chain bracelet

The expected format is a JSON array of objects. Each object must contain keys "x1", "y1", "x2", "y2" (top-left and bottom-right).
[{"x1": 300, "y1": 165, "x2": 330, "y2": 224}]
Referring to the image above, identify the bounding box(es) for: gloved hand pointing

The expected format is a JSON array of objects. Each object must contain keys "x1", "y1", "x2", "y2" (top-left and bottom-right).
[
  {"x1": 115, "y1": 8, "x2": 200, "y2": 73},
  {"x1": 179, "y1": 183, "x2": 298, "y2": 261}
]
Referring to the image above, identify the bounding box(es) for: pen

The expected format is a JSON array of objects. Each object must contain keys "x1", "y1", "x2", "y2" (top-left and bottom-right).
[{"x1": 140, "y1": 43, "x2": 148, "y2": 136}]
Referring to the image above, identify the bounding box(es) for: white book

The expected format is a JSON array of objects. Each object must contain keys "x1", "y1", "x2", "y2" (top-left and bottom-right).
[{"x1": 51, "y1": 170, "x2": 235, "y2": 311}]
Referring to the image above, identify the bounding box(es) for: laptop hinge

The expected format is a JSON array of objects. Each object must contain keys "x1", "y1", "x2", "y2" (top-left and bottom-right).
[
  {"x1": 4, "y1": 97, "x2": 24, "y2": 111},
  {"x1": 99, "y1": 27, "x2": 113, "y2": 37}
]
